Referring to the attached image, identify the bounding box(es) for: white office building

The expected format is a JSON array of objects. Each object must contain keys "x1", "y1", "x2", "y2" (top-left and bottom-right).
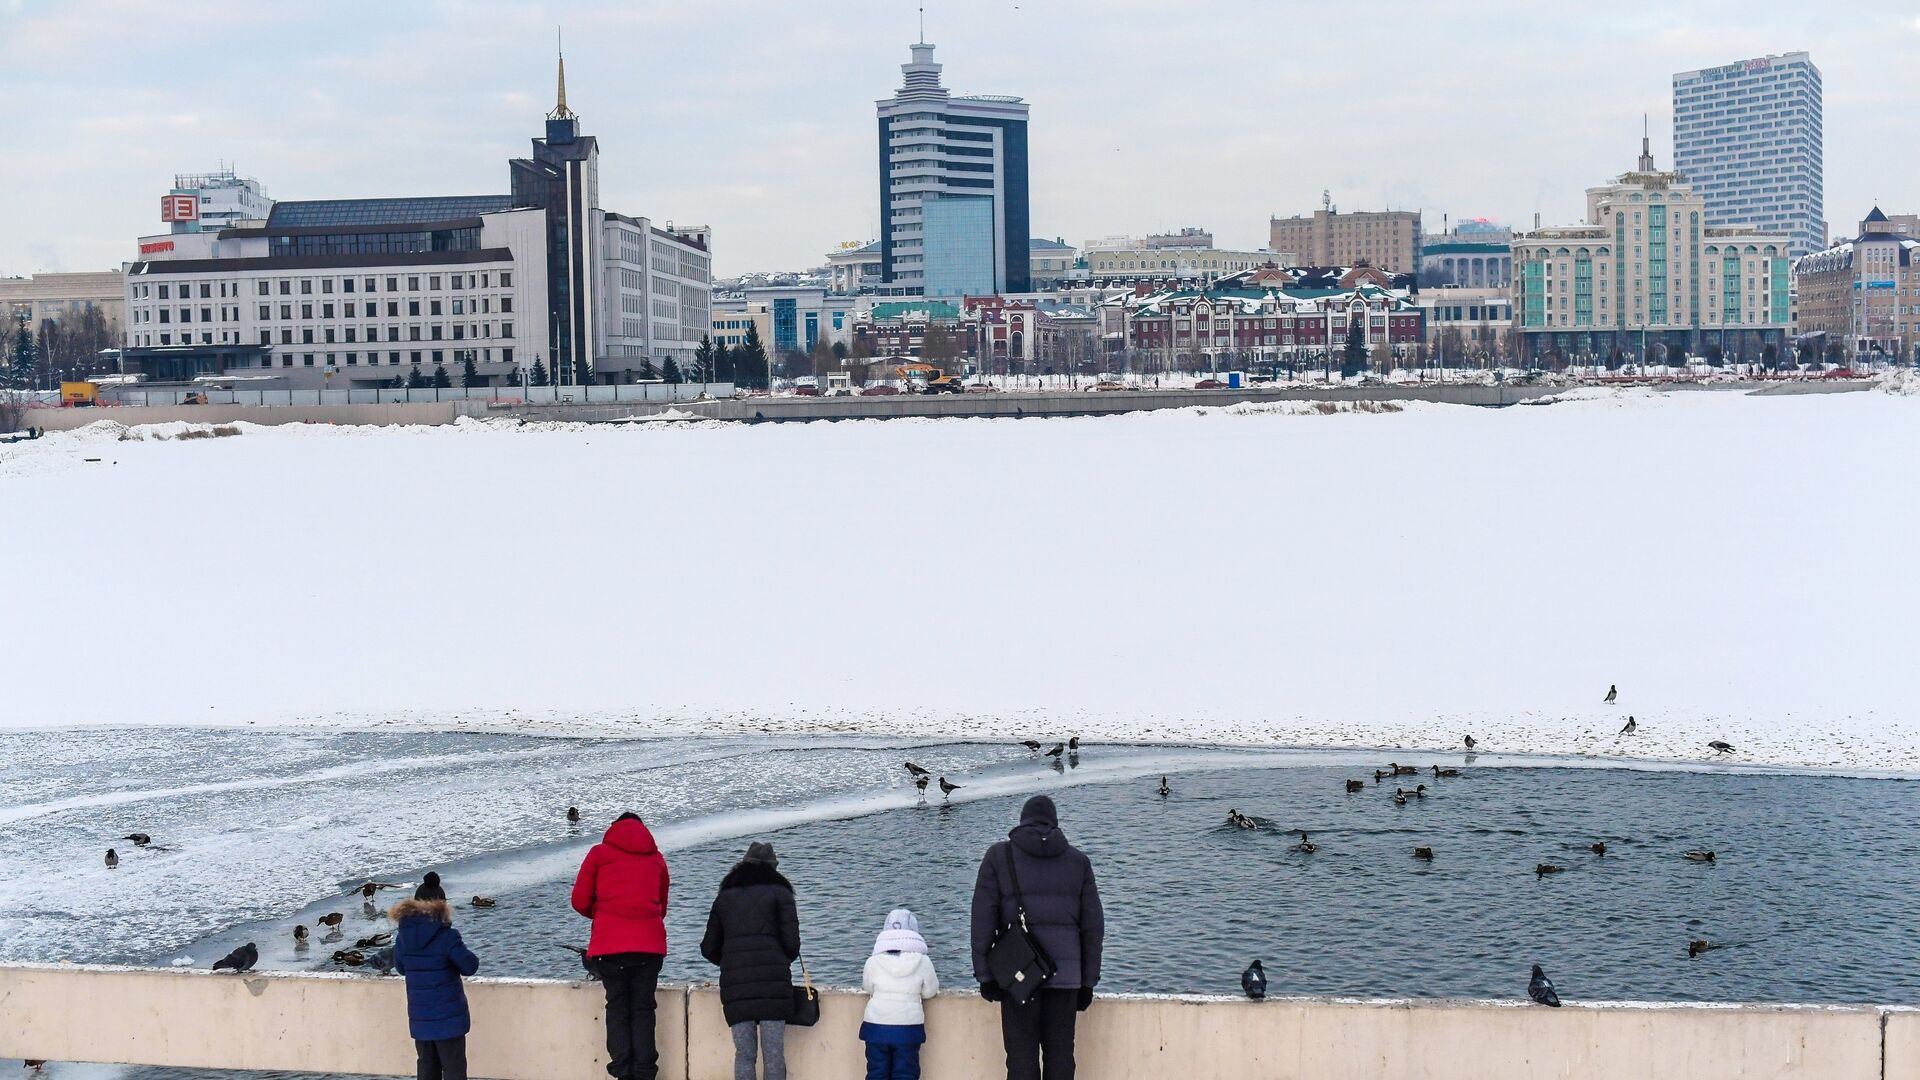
[
  {"x1": 124, "y1": 201, "x2": 548, "y2": 388},
  {"x1": 1673, "y1": 52, "x2": 1824, "y2": 256}
]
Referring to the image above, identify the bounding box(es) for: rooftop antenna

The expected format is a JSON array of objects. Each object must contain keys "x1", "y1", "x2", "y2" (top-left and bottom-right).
[
  {"x1": 918, "y1": 3, "x2": 926, "y2": 44},
  {"x1": 1638, "y1": 113, "x2": 1654, "y2": 171},
  {"x1": 549, "y1": 27, "x2": 576, "y2": 121}
]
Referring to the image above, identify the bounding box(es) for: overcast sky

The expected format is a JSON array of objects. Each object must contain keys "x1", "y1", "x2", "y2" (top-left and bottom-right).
[{"x1": 2, "y1": 1, "x2": 1914, "y2": 278}]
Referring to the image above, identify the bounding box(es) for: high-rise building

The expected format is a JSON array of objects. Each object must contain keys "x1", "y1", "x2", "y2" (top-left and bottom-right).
[
  {"x1": 1673, "y1": 53, "x2": 1824, "y2": 256},
  {"x1": 1269, "y1": 207, "x2": 1422, "y2": 272},
  {"x1": 876, "y1": 41, "x2": 1029, "y2": 296},
  {"x1": 1511, "y1": 136, "x2": 1792, "y2": 364}
]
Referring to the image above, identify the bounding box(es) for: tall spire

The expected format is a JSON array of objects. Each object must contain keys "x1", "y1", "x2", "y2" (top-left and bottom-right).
[
  {"x1": 549, "y1": 28, "x2": 576, "y2": 121},
  {"x1": 1637, "y1": 113, "x2": 1654, "y2": 171}
]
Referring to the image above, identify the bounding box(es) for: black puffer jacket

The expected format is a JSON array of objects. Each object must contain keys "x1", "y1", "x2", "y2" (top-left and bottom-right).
[
  {"x1": 700, "y1": 861, "x2": 801, "y2": 1024},
  {"x1": 971, "y1": 794, "x2": 1105, "y2": 990}
]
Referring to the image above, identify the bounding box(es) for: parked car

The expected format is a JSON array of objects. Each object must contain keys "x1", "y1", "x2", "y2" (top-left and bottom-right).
[
  {"x1": 859, "y1": 384, "x2": 902, "y2": 396},
  {"x1": 1090, "y1": 380, "x2": 1133, "y2": 391},
  {"x1": 792, "y1": 385, "x2": 821, "y2": 396},
  {"x1": 1193, "y1": 379, "x2": 1225, "y2": 390},
  {"x1": 966, "y1": 382, "x2": 1001, "y2": 393}
]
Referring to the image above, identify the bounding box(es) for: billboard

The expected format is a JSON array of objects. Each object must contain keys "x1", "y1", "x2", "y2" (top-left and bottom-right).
[{"x1": 161, "y1": 194, "x2": 199, "y2": 223}]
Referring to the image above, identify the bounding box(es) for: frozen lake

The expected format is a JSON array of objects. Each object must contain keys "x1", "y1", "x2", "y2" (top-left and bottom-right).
[{"x1": 6, "y1": 728, "x2": 1919, "y2": 1078}]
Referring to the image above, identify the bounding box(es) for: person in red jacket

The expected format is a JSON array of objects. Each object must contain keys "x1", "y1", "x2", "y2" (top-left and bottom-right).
[{"x1": 572, "y1": 812, "x2": 670, "y2": 1080}]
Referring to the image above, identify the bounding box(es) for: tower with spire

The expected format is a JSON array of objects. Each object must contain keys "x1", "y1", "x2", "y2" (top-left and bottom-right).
[{"x1": 512, "y1": 34, "x2": 601, "y2": 383}]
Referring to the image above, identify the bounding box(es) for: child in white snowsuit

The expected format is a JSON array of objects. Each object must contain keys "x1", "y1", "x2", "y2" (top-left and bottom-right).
[{"x1": 861, "y1": 908, "x2": 940, "y2": 1080}]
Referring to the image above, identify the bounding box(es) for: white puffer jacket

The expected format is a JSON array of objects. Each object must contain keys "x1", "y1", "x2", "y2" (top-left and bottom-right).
[{"x1": 862, "y1": 949, "x2": 940, "y2": 1026}]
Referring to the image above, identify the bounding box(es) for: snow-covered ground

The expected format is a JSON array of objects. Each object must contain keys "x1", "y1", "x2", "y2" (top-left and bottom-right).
[{"x1": 3, "y1": 388, "x2": 1918, "y2": 773}]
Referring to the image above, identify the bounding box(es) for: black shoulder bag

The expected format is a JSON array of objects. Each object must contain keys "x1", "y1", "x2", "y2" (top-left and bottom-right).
[{"x1": 986, "y1": 844, "x2": 1057, "y2": 1004}]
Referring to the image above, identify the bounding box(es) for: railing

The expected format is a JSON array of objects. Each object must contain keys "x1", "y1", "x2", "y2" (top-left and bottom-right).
[
  {"x1": 1, "y1": 963, "x2": 1911, "y2": 1080},
  {"x1": 85, "y1": 383, "x2": 736, "y2": 408}
]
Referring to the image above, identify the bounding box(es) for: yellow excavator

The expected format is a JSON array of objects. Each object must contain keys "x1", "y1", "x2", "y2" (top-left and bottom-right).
[{"x1": 897, "y1": 361, "x2": 965, "y2": 393}]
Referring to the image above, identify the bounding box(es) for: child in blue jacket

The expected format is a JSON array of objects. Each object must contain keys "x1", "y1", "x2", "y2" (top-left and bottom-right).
[{"x1": 390, "y1": 872, "x2": 481, "y2": 1080}]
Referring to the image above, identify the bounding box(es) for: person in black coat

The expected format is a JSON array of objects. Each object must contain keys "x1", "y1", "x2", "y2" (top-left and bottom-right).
[
  {"x1": 971, "y1": 794, "x2": 1104, "y2": 1080},
  {"x1": 701, "y1": 841, "x2": 800, "y2": 1080}
]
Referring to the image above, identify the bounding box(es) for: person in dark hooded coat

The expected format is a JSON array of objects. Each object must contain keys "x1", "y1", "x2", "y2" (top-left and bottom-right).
[
  {"x1": 572, "y1": 812, "x2": 671, "y2": 1080},
  {"x1": 390, "y1": 872, "x2": 480, "y2": 1080},
  {"x1": 701, "y1": 841, "x2": 801, "y2": 1080},
  {"x1": 971, "y1": 794, "x2": 1104, "y2": 1080}
]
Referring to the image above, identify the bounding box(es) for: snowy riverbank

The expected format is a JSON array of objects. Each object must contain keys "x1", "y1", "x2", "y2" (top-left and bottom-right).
[{"x1": 3, "y1": 388, "x2": 1918, "y2": 773}]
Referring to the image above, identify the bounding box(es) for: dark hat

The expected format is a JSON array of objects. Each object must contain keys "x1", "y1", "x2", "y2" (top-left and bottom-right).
[
  {"x1": 743, "y1": 841, "x2": 778, "y2": 867},
  {"x1": 415, "y1": 871, "x2": 446, "y2": 902}
]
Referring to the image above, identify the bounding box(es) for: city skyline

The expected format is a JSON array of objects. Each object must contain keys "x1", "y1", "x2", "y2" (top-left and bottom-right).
[{"x1": 2, "y1": 0, "x2": 1916, "y2": 278}]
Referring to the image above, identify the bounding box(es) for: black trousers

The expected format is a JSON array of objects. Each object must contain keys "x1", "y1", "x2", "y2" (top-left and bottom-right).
[
  {"x1": 1000, "y1": 988, "x2": 1078, "y2": 1080},
  {"x1": 595, "y1": 951, "x2": 665, "y2": 1080},
  {"x1": 415, "y1": 1036, "x2": 467, "y2": 1080}
]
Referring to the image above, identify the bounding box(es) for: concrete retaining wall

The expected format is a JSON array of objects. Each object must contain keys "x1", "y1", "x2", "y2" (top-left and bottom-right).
[
  {"x1": 21, "y1": 402, "x2": 461, "y2": 431},
  {"x1": 0, "y1": 964, "x2": 1899, "y2": 1079}
]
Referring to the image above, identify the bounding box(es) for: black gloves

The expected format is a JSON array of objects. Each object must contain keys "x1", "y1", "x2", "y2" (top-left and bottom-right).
[
  {"x1": 1076, "y1": 987, "x2": 1094, "y2": 1012},
  {"x1": 980, "y1": 982, "x2": 1005, "y2": 1003}
]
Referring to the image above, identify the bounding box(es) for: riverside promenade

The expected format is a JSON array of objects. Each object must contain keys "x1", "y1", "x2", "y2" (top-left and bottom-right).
[{"x1": 2, "y1": 963, "x2": 1912, "y2": 1079}]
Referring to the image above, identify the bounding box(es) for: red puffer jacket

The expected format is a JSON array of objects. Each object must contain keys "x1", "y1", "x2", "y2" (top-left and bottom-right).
[{"x1": 571, "y1": 816, "x2": 670, "y2": 957}]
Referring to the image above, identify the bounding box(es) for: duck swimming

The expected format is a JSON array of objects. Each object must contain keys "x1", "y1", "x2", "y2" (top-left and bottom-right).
[
  {"x1": 1413, "y1": 847, "x2": 1434, "y2": 861},
  {"x1": 1590, "y1": 842, "x2": 1607, "y2": 856},
  {"x1": 1392, "y1": 789, "x2": 1408, "y2": 807},
  {"x1": 1431, "y1": 766, "x2": 1460, "y2": 778},
  {"x1": 1345, "y1": 779, "x2": 1365, "y2": 794},
  {"x1": 1685, "y1": 850, "x2": 1716, "y2": 863},
  {"x1": 1687, "y1": 939, "x2": 1718, "y2": 959},
  {"x1": 1293, "y1": 832, "x2": 1316, "y2": 854},
  {"x1": 1536, "y1": 863, "x2": 1565, "y2": 877}
]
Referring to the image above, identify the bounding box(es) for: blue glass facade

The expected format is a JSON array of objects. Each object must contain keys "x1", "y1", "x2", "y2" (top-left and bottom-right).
[
  {"x1": 922, "y1": 195, "x2": 996, "y2": 296},
  {"x1": 772, "y1": 298, "x2": 799, "y2": 354}
]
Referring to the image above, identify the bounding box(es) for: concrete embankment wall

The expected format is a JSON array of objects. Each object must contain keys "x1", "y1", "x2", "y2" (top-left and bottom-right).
[
  {"x1": 20, "y1": 402, "x2": 464, "y2": 431},
  {"x1": 1, "y1": 964, "x2": 1910, "y2": 1079}
]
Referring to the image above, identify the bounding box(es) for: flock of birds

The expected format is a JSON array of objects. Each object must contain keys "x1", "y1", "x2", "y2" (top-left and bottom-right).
[
  {"x1": 1229, "y1": 684, "x2": 1740, "y2": 1007},
  {"x1": 903, "y1": 737, "x2": 1083, "y2": 800},
  {"x1": 203, "y1": 876, "x2": 502, "y2": 976}
]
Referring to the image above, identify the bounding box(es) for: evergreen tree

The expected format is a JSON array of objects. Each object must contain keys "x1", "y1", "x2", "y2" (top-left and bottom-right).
[
  {"x1": 662, "y1": 357, "x2": 683, "y2": 384},
  {"x1": 461, "y1": 354, "x2": 482, "y2": 388},
  {"x1": 1762, "y1": 343, "x2": 1779, "y2": 371},
  {"x1": 431, "y1": 363, "x2": 452, "y2": 389},
  {"x1": 1340, "y1": 320, "x2": 1368, "y2": 378},
  {"x1": 530, "y1": 357, "x2": 551, "y2": 387},
  {"x1": 11, "y1": 313, "x2": 34, "y2": 385},
  {"x1": 738, "y1": 323, "x2": 770, "y2": 390},
  {"x1": 405, "y1": 364, "x2": 427, "y2": 389},
  {"x1": 714, "y1": 343, "x2": 734, "y2": 384},
  {"x1": 693, "y1": 335, "x2": 715, "y2": 383},
  {"x1": 572, "y1": 356, "x2": 592, "y2": 388},
  {"x1": 832, "y1": 340, "x2": 849, "y2": 362},
  {"x1": 638, "y1": 358, "x2": 659, "y2": 381}
]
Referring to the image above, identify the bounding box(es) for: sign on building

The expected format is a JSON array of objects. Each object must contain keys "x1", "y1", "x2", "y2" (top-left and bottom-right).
[{"x1": 161, "y1": 194, "x2": 199, "y2": 223}]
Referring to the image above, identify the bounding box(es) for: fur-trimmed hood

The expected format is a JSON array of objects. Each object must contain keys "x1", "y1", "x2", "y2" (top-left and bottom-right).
[
  {"x1": 718, "y1": 859, "x2": 792, "y2": 892},
  {"x1": 388, "y1": 898, "x2": 453, "y2": 925}
]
